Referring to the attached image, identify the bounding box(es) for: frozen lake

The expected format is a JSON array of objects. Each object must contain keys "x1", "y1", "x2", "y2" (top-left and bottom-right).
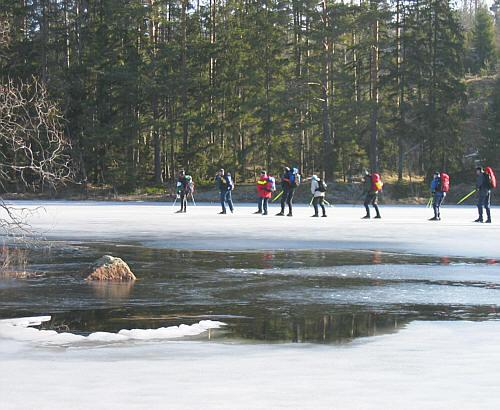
[
  {"x1": 0, "y1": 201, "x2": 499, "y2": 409},
  {"x1": 4, "y1": 200, "x2": 500, "y2": 257}
]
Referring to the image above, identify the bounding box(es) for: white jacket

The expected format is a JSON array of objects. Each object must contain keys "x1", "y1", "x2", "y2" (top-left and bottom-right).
[{"x1": 311, "y1": 176, "x2": 326, "y2": 198}]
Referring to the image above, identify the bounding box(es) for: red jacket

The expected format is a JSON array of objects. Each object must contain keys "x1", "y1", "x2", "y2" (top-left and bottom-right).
[{"x1": 257, "y1": 175, "x2": 272, "y2": 199}]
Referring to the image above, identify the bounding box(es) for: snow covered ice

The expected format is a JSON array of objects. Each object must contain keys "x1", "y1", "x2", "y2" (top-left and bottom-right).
[
  {"x1": 1, "y1": 321, "x2": 500, "y2": 410},
  {"x1": 0, "y1": 316, "x2": 225, "y2": 345},
  {"x1": 3, "y1": 200, "x2": 500, "y2": 258},
  {"x1": 1, "y1": 201, "x2": 500, "y2": 409}
]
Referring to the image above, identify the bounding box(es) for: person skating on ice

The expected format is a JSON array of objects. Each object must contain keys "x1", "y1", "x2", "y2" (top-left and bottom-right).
[
  {"x1": 255, "y1": 170, "x2": 275, "y2": 215},
  {"x1": 362, "y1": 171, "x2": 382, "y2": 219},
  {"x1": 276, "y1": 166, "x2": 301, "y2": 217},
  {"x1": 310, "y1": 174, "x2": 327, "y2": 217},
  {"x1": 215, "y1": 168, "x2": 235, "y2": 214},
  {"x1": 429, "y1": 171, "x2": 450, "y2": 221}
]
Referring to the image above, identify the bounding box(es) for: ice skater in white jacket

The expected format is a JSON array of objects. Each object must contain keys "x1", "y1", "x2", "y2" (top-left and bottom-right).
[{"x1": 311, "y1": 175, "x2": 327, "y2": 217}]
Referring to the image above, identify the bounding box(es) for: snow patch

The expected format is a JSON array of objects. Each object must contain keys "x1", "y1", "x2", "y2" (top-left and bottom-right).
[{"x1": 0, "y1": 316, "x2": 226, "y2": 346}]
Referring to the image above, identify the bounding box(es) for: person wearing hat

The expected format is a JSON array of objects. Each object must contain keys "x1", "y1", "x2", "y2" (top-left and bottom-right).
[
  {"x1": 429, "y1": 172, "x2": 445, "y2": 221},
  {"x1": 310, "y1": 174, "x2": 327, "y2": 217},
  {"x1": 475, "y1": 166, "x2": 491, "y2": 223}
]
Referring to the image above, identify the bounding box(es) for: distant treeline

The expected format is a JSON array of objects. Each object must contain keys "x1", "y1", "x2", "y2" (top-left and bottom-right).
[{"x1": 0, "y1": 1, "x2": 497, "y2": 191}]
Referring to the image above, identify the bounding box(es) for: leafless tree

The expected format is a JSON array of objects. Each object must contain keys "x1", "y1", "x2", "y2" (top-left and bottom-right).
[
  {"x1": 0, "y1": 78, "x2": 72, "y2": 189},
  {"x1": 0, "y1": 13, "x2": 71, "y2": 275},
  {"x1": 0, "y1": 77, "x2": 72, "y2": 238}
]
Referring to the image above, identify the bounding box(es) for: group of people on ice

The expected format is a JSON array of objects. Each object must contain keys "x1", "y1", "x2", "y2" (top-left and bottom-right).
[{"x1": 175, "y1": 165, "x2": 496, "y2": 222}]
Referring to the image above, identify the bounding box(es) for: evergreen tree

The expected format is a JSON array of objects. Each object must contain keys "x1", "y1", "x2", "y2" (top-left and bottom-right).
[{"x1": 470, "y1": 6, "x2": 496, "y2": 74}]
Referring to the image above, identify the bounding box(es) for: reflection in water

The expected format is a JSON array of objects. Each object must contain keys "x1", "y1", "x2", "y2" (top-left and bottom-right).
[
  {"x1": 371, "y1": 250, "x2": 382, "y2": 265},
  {"x1": 440, "y1": 256, "x2": 450, "y2": 265},
  {"x1": 90, "y1": 282, "x2": 134, "y2": 299},
  {"x1": 0, "y1": 243, "x2": 499, "y2": 344},
  {"x1": 231, "y1": 312, "x2": 405, "y2": 343}
]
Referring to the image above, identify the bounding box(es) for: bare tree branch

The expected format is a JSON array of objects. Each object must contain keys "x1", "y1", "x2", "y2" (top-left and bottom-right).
[
  {"x1": 0, "y1": 77, "x2": 72, "y2": 248},
  {"x1": 0, "y1": 77, "x2": 73, "y2": 192}
]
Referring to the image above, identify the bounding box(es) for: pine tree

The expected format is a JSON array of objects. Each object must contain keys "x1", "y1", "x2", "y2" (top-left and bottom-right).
[{"x1": 470, "y1": 6, "x2": 496, "y2": 73}]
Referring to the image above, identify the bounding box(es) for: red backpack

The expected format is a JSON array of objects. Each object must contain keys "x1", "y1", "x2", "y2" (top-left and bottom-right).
[
  {"x1": 485, "y1": 167, "x2": 497, "y2": 189},
  {"x1": 440, "y1": 172, "x2": 450, "y2": 192},
  {"x1": 371, "y1": 173, "x2": 384, "y2": 192}
]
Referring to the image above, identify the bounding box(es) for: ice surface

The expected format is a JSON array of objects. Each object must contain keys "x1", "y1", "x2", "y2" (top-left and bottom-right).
[
  {"x1": 1, "y1": 201, "x2": 500, "y2": 409},
  {"x1": 3, "y1": 201, "x2": 499, "y2": 258},
  {"x1": 1, "y1": 320, "x2": 500, "y2": 409},
  {"x1": 221, "y1": 263, "x2": 500, "y2": 282},
  {"x1": 0, "y1": 316, "x2": 225, "y2": 346}
]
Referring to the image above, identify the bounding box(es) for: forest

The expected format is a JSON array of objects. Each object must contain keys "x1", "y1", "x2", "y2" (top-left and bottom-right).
[{"x1": 0, "y1": 0, "x2": 499, "y2": 192}]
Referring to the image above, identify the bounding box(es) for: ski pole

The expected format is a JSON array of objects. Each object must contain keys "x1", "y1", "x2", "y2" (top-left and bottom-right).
[
  {"x1": 272, "y1": 190, "x2": 284, "y2": 202},
  {"x1": 191, "y1": 193, "x2": 197, "y2": 206},
  {"x1": 457, "y1": 189, "x2": 477, "y2": 205},
  {"x1": 172, "y1": 195, "x2": 178, "y2": 207},
  {"x1": 309, "y1": 196, "x2": 314, "y2": 206},
  {"x1": 426, "y1": 196, "x2": 432, "y2": 208},
  {"x1": 324, "y1": 199, "x2": 331, "y2": 206}
]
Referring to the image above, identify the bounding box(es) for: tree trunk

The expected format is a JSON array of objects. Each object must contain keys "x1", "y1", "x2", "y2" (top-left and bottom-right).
[
  {"x1": 321, "y1": 0, "x2": 334, "y2": 179},
  {"x1": 181, "y1": 0, "x2": 189, "y2": 170},
  {"x1": 369, "y1": 1, "x2": 379, "y2": 173}
]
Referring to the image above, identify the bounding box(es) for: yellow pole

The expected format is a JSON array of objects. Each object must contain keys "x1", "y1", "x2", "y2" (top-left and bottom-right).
[
  {"x1": 457, "y1": 189, "x2": 477, "y2": 205},
  {"x1": 272, "y1": 190, "x2": 284, "y2": 202}
]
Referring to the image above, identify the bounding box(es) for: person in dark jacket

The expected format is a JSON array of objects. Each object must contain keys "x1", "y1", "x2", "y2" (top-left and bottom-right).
[
  {"x1": 175, "y1": 170, "x2": 190, "y2": 213},
  {"x1": 276, "y1": 167, "x2": 300, "y2": 217},
  {"x1": 475, "y1": 166, "x2": 491, "y2": 223},
  {"x1": 362, "y1": 172, "x2": 381, "y2": 219},
  {"x1": 429, "y1": 172, "x2": 445, "y2": 221},
  {"x1": 215, "y1": 168, "x2": 234, "y2": 214}
]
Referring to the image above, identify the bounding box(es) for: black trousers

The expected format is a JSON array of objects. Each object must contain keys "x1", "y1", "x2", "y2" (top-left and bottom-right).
[
  {"x1": 280, "y1": 188, "x2": 296, "y2": 214},
  {"x1": 180, "y1": 192, "x2": 187, "y2": 211},
  {"x1": 312, "y1": 197, "x2": 326, "y2": 216},
  {"x1": 477, "y1": 191, "x2": 491, "y2": 220},
  {"x1": 364, "y1": 192, "x2": 380, "y2": 217}
]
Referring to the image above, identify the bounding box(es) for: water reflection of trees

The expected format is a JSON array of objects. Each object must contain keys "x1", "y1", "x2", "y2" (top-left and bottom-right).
[{"x1": 231, "y1": 313, "x2": 407, "y2": 343}]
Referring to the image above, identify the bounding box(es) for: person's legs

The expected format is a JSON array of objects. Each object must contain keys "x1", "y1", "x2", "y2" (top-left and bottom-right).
[
  {"x1": 432, "y1": 193, "x2": 439, "y2": 219},
  {"x1": 485, "y1": 192, "x2": 491, "y2": 223},
  {"x1": 181, "y1": 193, "x2": 187, "y2": 212},
  {"x1": 280, "y1": 190, "x2": 287, "y2": 214},
  {"x1": 226, "y1": 191, "x2": 234, "y2": 212},
  {"x1": 176, "y1": 193, "x2": 186, "y2": 213},
  {"x1": 431, "y1": 192, "x2": 443, "y2": 220},
  {"x1": 372, "y1": 193, "x2": 381, "y2": 218},
  {"x1": 363, "y1": 195, "x2": 371, "y2": 218},
  {"x1": 287, "y1": 188, "x2": 295, "y2": 216},
  {"x1": 312, "y1": 197, "x2": 319, "y2": 216},
  {"x1": 436, "y1": 192, "x2": 444, "y2": 219},
  {"x1": 319, "y1": 197, "x2": 326, "y2": 217},
  {"x1": 263, "y1": 198, "x2": 268, "y2": 215},
  {"x1": 277, "y1": 188, "x2": 288, "y2": 215},
  {"x1": 476, "y1": 194, "x2": 484, "y2": 222},
  {"x1": 256, "y1": 197, "x2": 263, "y2": 213},
  {"x1": 219, "y1": 191, "x2": 226, "y2": 213}
]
